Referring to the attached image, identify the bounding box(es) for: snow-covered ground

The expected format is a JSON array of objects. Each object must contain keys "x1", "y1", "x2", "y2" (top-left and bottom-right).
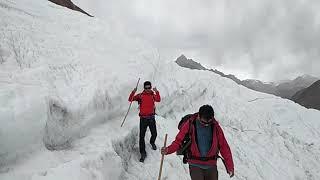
[{"x1": 1, "y1": 1, "x2": 320, "y2": 180}]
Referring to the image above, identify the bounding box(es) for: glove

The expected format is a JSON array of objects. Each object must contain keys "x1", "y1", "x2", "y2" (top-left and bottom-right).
[{"x1": 133, "y1": 87, "x2": 137, "y2": 92}]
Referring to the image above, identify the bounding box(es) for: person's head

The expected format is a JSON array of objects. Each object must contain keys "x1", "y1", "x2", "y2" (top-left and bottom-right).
[
  {"x1": 198, "y1": 105, "x2": 214, "y2": 126},
  {"x1": 144, "y1": 81, "x2": 152, "y2": 90}
]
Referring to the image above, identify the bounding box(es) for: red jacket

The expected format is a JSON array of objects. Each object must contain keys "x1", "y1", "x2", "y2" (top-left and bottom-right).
[
  {"x1": 166, "y1": 114, "x2": 234, "y2": 172},
  {"x1": 128, "y1": 90, "x2": 161, "y2": 117}
]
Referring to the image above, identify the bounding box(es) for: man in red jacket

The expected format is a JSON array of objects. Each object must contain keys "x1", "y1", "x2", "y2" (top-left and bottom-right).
[
  {"x1": 161, "y1": 105, "x2": 234, "y2": 180},
  {"x1": 128, "y1": 81, "x2": 161, "y2": 162}
]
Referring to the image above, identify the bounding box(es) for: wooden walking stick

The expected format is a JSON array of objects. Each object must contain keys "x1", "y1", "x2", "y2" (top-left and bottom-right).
[
  {"x1": 158, "y1": 134, "x2": 168, "y2": 180},
  {"x1": 121, "y1": 78, "x2": 140, "y2": 127}
]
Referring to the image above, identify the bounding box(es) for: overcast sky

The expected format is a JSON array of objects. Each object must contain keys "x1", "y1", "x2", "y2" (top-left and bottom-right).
[{"x1": 75, "y1": 0, "x2": 320, "y2": 81}]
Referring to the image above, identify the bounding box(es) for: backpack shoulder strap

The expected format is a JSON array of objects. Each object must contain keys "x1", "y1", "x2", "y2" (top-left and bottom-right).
[
  {"x1": 187, "y1": 113, "x2": 198, "y2": 135},
  {"x1": 185, "y1": 114, "x2": 197, "y2": 158}
]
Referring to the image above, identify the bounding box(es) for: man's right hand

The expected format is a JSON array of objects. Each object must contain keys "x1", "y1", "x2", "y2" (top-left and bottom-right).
[
  {"x1": 133, "y1": 87, "x2": 137, "y2": 92},
  {"x1": 161, "y1": 147, "x2": 168, "y2": 155}
]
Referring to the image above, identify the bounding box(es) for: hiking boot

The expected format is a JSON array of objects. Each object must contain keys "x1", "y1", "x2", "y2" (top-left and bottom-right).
[
  {"x1": 150, "y1": 143, "x2": 157, "y2": 150},
  {"x1": 139, "y1": 153, "x2": 146, "y2": 162}
]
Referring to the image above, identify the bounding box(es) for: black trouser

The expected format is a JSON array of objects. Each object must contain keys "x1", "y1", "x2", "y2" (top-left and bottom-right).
[
  {"x1": 139, "y1": 116, "x2": 157, "y2": 154},
  {"x1": 189, "y1": 165, "x2": 218, "y2": 180}
]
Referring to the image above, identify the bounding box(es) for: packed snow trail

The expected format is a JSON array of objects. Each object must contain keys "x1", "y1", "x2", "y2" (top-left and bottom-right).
[{"x1": 1, "y1": 1, "x2": 320, "y2": 180}]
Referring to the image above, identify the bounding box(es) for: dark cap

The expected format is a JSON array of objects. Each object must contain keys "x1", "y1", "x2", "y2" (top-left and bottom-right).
[
  {"x1": 144, "y1": 81, "x2": 152, "y2": 87},
  {"x1": 199, "y1": 105, "x2": 214, "y2": 120}
]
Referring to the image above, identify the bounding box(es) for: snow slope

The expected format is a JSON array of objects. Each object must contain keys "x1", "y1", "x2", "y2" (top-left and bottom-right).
[{"x1": 1, "y1": 1, "x2": 320, "y2": 180}]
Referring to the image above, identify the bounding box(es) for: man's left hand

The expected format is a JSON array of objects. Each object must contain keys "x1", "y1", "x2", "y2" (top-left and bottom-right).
[
  {"x1": 228, "y1": 171, "x2": 234, "y2": 178},
  {"x1": 153, "y1": 87, "x2": 158, "y2": 92}
]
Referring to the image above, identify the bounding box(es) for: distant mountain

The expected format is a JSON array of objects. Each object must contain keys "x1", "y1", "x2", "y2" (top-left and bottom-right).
[
  {"x1": 276, "y1": 75, "x2": 319, "y2": 99},
  {"x1": 208, "y1": 69, "x2": 242, "y2": 84},
  {"x1": 175, "y1": 55, "x2": 319, "y2": 102},
  {"x1": 48, "y1": 0, "x2": 93, "y2": 17},
  {"x1": 241, "y1": 75, "x2": 318, "y2": 99},
  {"x1": 175, "y1": 55, "x2": 206, "y2": 70},
  {"x1": 242, "y1": 79, "x2": 278, "y2": 95},
  {"x1": 292, "y1": 80, "x2": 320, "y2": 110},
  {"x1": 274, "y1": 79, "x2": 291, "y2": 85}
]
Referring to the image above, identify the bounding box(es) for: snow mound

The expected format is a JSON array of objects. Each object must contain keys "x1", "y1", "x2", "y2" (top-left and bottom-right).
[{"x1": 1, "y1": 1, "x2": 320, "y2": 180}]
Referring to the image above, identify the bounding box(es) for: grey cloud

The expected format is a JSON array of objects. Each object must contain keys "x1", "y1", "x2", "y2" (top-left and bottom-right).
[{"x1": 75, "y1": 0, "x2": 320, "y2": 81}]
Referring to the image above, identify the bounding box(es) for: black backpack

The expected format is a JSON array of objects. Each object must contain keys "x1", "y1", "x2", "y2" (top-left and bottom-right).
[{"x1": 176, "y1": 114, "x2": 196, "y2": 164}]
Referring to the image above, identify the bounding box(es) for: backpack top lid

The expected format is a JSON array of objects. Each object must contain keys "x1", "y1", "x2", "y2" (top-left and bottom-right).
[{"x1": 178, "y1": 113, "x2": 197, "y2": 130}]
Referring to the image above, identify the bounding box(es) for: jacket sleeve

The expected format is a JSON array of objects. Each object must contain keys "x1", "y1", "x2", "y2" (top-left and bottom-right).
[
  {"x1": 217, "y1": 124, "x2": 234, "y2": 173},
  {"x1": 154, "y1": 91, "x2": 161, "y2": 102},
  {"x1": 128, "y1": 91, "x2": 140, "y2": 102},
  {"x1": 166, "y1": 121, "x2": 190, "y2": 154}
]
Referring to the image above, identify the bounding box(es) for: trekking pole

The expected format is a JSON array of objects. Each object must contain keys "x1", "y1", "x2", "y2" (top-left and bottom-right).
[
  {"x1": 157, "y1": 134, "x2": 168, "y2": 180},
  {"x1": 120, "y1": 78, "x2": 140, "y2": 127}
]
